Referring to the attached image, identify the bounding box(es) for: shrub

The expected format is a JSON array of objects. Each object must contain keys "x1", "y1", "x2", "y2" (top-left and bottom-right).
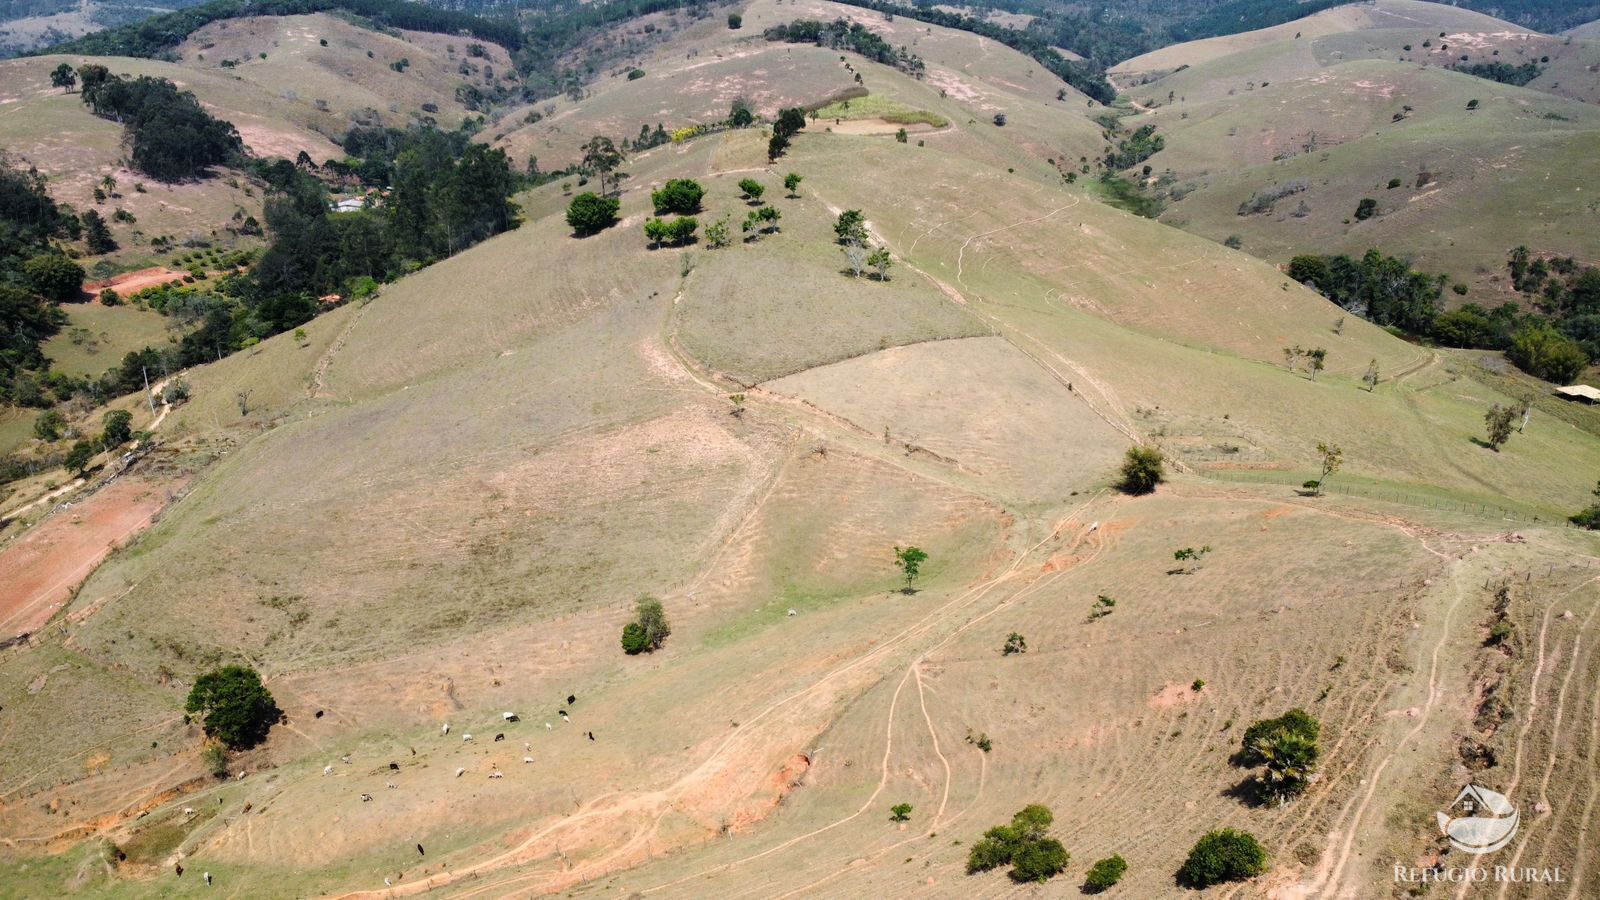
[
  {"x1": 727, "y1": 12, "x2": 742, "y2": 28},
  {"x1": 1011, "y1": 837, "x2": 1068, "y2": 882},
  {"x1": 835, "y1": 209, "x2": 868, "y2": 244},
  {"x1": 621, "y1": 622, "x2": 650, "y2": 654},
  {"x1": 185, "y1": 665, "x2": 279, "y2": 750},
  {"x1": 163, "y1": 378, "x2": 190, "y2": 405},
  {"x1": 1354, "y1": 198, "x2": 1378, "y2": 220},
  {"x1": 565, "y1": 192, "x2": 620, "y2": 235},
  {"x1": 1118, "y1": 445, "x2": 1165, "y2": 494},
  {"x1": 1002, "y1": 632, "x2": 1026, "y2": 655},
  {"x1": 1178, "y1": 829, "x2": 1267, "y2": 887},
  {"x1": 651, "y1": 178, "x2": 704, "y2": 215},
  {"x1": 203, "y1": 743, "x2": 229, "y2": 778},
  {"x1": 737, "y1": 178, "x2": 765, "y2": 203},
  {"x1": 890, "y1": 803, "x2": 912, "y2": 821},
  {"x1": 627, "y1": 68, "x2": 645, "y2": 80},
  {"x1": 1084, "y1": 854, "x2": 1127, "y2": 893}
]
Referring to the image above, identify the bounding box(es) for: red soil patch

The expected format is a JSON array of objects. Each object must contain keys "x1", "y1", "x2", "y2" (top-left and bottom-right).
[
  {"x1": 0, "y1": 474, "x2": 185, "y2": 638},
  {"x1": 84, "y1": 267, "x2": 186, "y2": 299}
]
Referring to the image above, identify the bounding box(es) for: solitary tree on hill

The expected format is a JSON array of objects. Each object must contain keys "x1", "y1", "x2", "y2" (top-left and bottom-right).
[
  {"x1": 1306, "y1": 441, "x2": 1342, "y2": 495},
  {"x1": 893, "y1": 545, "x2": 928, "y2": 592},
  {"x1": 1118, "y1": 445, "x2": 1165, "y2": 494},
  {"x1": 783, "y1": 172, "x2": 803, "y2": 197},
  {"x1": 580, "y1": 136, "x2": 624, "y2": 196},
  {"x1": 566, "y1": 192, "x2": 620, "y2": 236},
  {"x1": 737, "y1": 178, "x2": 765, "y2": 204},
  {"x1": 1485, "y1": 403, "x2": 1516, "y2": 451},
  {"x1": 185, "y1": 665, "x2": 279, "y2": 750}
]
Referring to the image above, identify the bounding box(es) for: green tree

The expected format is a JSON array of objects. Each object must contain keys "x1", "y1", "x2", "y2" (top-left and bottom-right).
[
  {"x1": 1306, "y1": 442, "x2": 1341, "y2": 495},
  {"x1": 1254, "y1": 729, "x2": 1320, "y2": 803},
  {"x1": 51, "y1": 63, "x2": 77, "y2": 92},
  {"x1": 651, "y1": 178, "x2": 704, "y2": 215},
  {"x1": 705, "y1": 214, "x2": 731, "y2": 249},
  {"x1": 783, "y1": 172, "x2": 803, "y2": 197},
  {"x1": 579, "y1": 136, "x2": 624, "y2": 196},
  {"x1": 82, "y1": 209, "x2": 116, "y2": 254},
  {"x1": 893, "y1": 545, "x2": 928, "y2": 590},
  {"x1": 565, "y1": 192, "x2": 620, "y2": 236},
  {"x1": 728, "y1": 12, "x2": 742, "y2": 28},
  {"x1": 1354, "y1": 198, "x2": 1378, "y2": 220},
  {"x1": 1011, "y1": 838, "x2": 1068, "y2": 883},
  {"x1": 1305, "y1": 347, "x2": 1327, "y2": 381},
  {"x1": 1484, "y1": 403, "x2": 1516, "y2": 451},
  {"x1": 65, "y1": 440, "x2": 95, "y2": 475},
  {"x1": 737, "y1": 178, "x2": 765, "y2": 203},
  {"x1": 834, "y1": 209, "x2": 868, "y2": 244},
  {"x1": 667, "y1": 216, "x2": 698, "y2": 246},
  {"x1": 185, "y1": 665, "x2": 279, "y2": 750},
  {"x1": 890, "y1": 803, "x2": 913, "y2": 821},
  {"x1": 644, "y1": 217, "x2": 669, "y2": 248},
  {"x1": 1002, "y1": 632, "x2": 1026, "y2": 655},
  {"x1": 768, "y1": 107, "x2": 806, "y2": 161},
  {"x1": 24, "y1": 253, "x2": 85, "y2": 303},
  {"x1": 741, "y1": 206, "x2": 780, "y2": 237},
  {"x1": 1118, "y1": 445, "x2": 1164, "y2": 494},
  {"x1": 101, "y1": 409, "x2": 133, "y2": 447},
  {"x1": 895, "y1": 127, "x2": 908, "y2": 143},
  {"x1": 1083, "y1": 854, "x2": 1127, "y2": 893},
  {"x1": 867, "y1": 246, "x2": 892, "y2": 280},
  {"x1": 622, "y1": 596, "x2": 671, "y2": 654},
  {"x1": 1178, "y1": 829, "x2": 1268, "y2": 888},
  {"x1": 1239, "y1": 709, "x2": 1320, "y2": 766}
]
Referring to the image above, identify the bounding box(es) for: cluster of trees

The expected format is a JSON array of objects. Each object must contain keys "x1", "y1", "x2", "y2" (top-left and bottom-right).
[
  {"x1": 1103, "y1": 123, "x2": 1164, "y2": 171},
  {"x1": 763, "y1": 18, "x2": 926, "y2": 78},
  {"x1": 254, "y1": 127, "x2": 519, "y2": 307},
  {"x1": 55, "y1": 407, "x2": 144, "y2": 475},
  {"x1": 77, "y1": 67, "x2": 243, "y2": 181},
  {"x1": 620, "y1": 596, "x2": 670, "y2": 655},
  {"x1": 824, "y1": 0, "x2": 1114, "y2": 102},
  {"x1": 1, "y1": 154, "x2": 82, "y2": 407},
  {"x1": 832, "y1": 209, "x2": 889, "y2": 279},
  {"x1": 1291, "y1": 248, "x2": 1596, "y2": 384},
  {"x1": 1455, "y1": 60, "x2": 1544, "y2": 86},
  {"x1": 966, "y1": 805, "x2": 1070, "y2": 883}
]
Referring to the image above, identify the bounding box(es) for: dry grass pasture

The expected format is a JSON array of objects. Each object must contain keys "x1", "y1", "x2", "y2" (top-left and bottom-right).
[
  {"x1": 1106, "y1": 0, "x2": 1600, "y2": 298},
  {"x1": 3, "y1": 6, "x2": 1600, "y2": 899}
]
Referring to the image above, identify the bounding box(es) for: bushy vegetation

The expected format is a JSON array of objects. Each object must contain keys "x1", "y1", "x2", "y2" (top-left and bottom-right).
[
  {"x1": 967, "y1": 805, "x2": 1069, "y2": 883},
  {"x1": 651, "y1": 179, "x2": 704, "y2": 216},
  {"x1": 77, "y1": 67, "x2": 242, "y2": 181},
  {"x1": 1178, "y1": 829, "x2": 1268, "y2": 887},
  {"x1": 621, "y1": 596, "x2": 670, "y2": 655},
  {"x1": 1570, "y1": 481, "x2": 1600, "y2": 530},
  {"x1": 1104, "y1": 124, "x2": 1164, "y2": 171},
  {"x1": 0, "y1": 156, "x2": 77, "y2": 405},
  {"x1": 185, "y1": 665, "x2": 279, "y2": 750},
  {"x1": 1083, "y1": 854, "x2": 1127, "y2": 893},
  {"x1": 1118, "y1": 445, "x2": 1164, "y2": 494},
  {"x1": 764, "y1": 18, "x2": 925, "y2": 78}
]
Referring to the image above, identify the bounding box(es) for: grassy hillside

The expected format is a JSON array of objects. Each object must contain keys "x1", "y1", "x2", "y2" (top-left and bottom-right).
[
  {"x1": 173, "y1": 13, "x2": 515, "y2": 132},
  {"x1": 3, "y1": 8, "x2": 1600, "y2": 900},
  {"x1": 1101, "y1": 1, "x2": 1600, "y2": 304}
]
